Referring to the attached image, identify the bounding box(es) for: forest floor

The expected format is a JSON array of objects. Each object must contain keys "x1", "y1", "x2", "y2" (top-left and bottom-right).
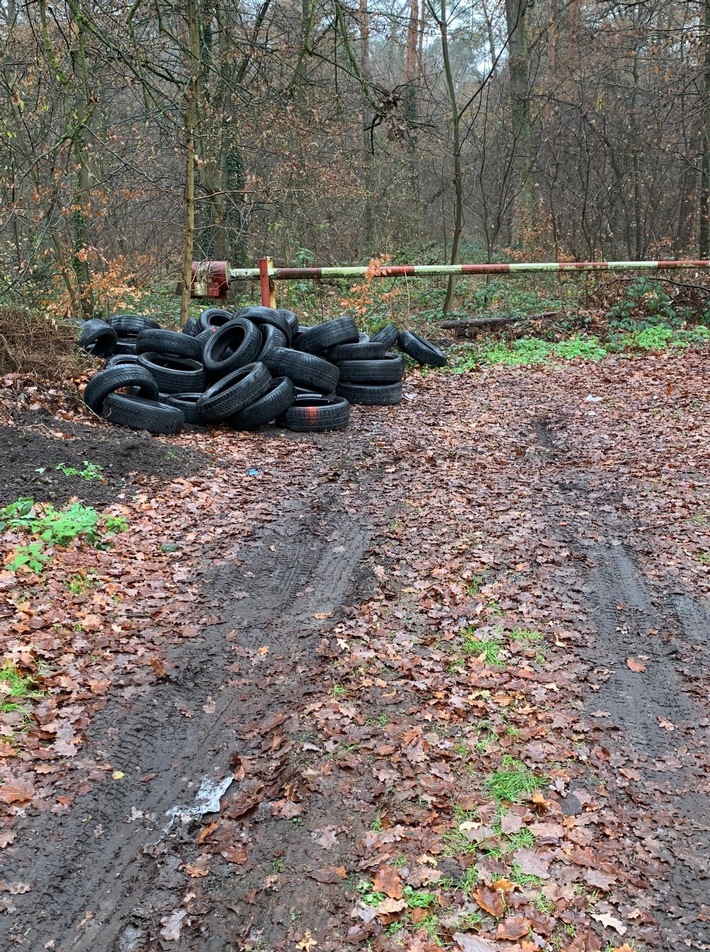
[{"x1": 0, "y1": 350, "x2": 708, "y2": 952}]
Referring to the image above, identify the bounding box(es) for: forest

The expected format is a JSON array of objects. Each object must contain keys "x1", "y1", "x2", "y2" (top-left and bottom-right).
[{"x1": 2, "y1": 0, "x2": 710, "y2": 322}]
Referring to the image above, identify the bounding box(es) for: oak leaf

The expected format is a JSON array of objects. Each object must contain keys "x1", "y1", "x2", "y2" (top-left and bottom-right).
[
  {"x1": 296, "y1": 930, "x2": 317, "y2": 951},
  {"x1": 221, "y1": 844, "x2": 248, "y2": 864},
  {"x1": 473, "y1": 884, "x2": 505, "y2": 917},
  {"x1": 452, "y1": 934, "x2": 497, "y2": 951},
  {"x1": 373, "y1": 865, "x2": 403, "y2": 899},
  {"x1": 496, "y1": 915, "x2": 530, "y2": 940},
  {"x1": 591, "y1": 912, "x2": 627, "y2": 934},
  {"x1": 375, "y1": 896, "x2": 407, "y2": 916},
  {"x1": 160, "y1": 908, "x2": 187, "y2": 941},
  {"x1": 583, "y1": 868, "x2": 617, "y2": 891},
  {"x1": 308, "y1": 866, "x2": 346, "y2": 884},
  {"x1": 0, "y1": 780, "x2": 34, "y2": 805}
]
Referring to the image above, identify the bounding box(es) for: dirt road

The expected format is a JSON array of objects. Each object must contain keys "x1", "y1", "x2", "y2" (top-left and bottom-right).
[{"x1": 0, "y1": 351, "x2": 708, "y2": 951}]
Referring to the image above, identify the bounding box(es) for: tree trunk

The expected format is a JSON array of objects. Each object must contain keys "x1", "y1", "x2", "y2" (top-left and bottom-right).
[
  {"x1": 433, "y1": 0, "x2": 463, "y2": 313},
  {"x1": 180, "y1": 0, "x2": 201, "y2": 326},
  {"x1": 700, "y1": 0, "x2": 710, "y2": 256},
  {"x1": 504, "y1": 0, "x2": 532, "y2": 247},
  {"x1": 404, "y1": 0, "x2": 421, "y2": 234},
  {"x1": 359, "y1": 0, "x2": 375, "y2": 252}
]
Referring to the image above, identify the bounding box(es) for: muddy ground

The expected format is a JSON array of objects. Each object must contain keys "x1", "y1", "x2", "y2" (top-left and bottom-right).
[{"x1": 0, "y1": 352, "x2": 709, "y2": 952}]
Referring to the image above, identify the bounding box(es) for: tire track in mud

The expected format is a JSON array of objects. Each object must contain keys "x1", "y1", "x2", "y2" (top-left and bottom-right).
[
  {"x1": 0, "y1": 471, "x2": 377, "y2": 951},
  {"x1": 534, "y1": 419, "x2": 710, "y2": 949}
]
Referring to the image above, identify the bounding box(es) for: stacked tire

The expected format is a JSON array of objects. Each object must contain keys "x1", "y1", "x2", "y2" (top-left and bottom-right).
[{"x1": 79, "y1": 307, "x2": 445, "y2": 435}]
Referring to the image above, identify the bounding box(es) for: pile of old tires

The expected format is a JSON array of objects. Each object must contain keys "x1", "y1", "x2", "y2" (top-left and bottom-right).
[{"x1": 77, "y1": 307, "x2": 446, "y2": 435}]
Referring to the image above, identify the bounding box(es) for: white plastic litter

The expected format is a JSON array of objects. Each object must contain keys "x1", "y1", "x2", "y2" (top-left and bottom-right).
[{"x1": 164, "y1": 775, "x2": 233, "y2": 829}]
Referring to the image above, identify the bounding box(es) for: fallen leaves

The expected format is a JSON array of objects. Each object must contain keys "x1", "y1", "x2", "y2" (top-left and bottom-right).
[
  {"x1": 590, "y1": 911, "x2": 627, "y2": 934},
  {"x1": 372, "y1": 865, "x2": 403, "y2": 899},
  {"x1": 160, "y1": 908, "x2": 187, "y2": 941},
  {"x1": 0, "y1": 780, "x2": 34, "y2": 805},
  {"x1": 657, "y1": 716, "x2": 676, "y2": 731},
  {"x1": 452, "y1": 934, "x2": 498, "y2": 951},
  {"x1": 473, "y1": 884, "x2": 506, "y2": 917},
  {"x1": 2, "y1": 352, "x2": 709, "y2": 951},
  {"x1": 496, "y1": 915, "x2": 531, "y2": 940},
  {"x1": 296, "y1": 931, "x2": 317, "y2": 952},
  {"x1": 307, "y1": 866, "x2": 346, "y2": 884}
]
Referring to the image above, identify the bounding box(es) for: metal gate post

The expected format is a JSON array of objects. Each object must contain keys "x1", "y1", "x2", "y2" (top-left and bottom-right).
[
  {"x1": 258, "y1": 257, "x2": 270, "y2": 306},
  {"x1": 258, "y1": 257, "x2": 277, "y2": 307}
]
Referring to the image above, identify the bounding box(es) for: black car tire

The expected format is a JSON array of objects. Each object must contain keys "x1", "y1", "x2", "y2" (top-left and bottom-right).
[
  {"x1": 278, "y1": 394, "x2": 350, "y2": 432},
  {"x1": 108, "y1": 314, "x2": 161, "y2": 336},
  {"x1": 327, "y1": 335, "x2": 387, "y2": 361},
  {"x1": 199, "y1": 307, "x2": 234, "y2": 332},
  {"x1": 262, "y1": 347, "x2": 339, "y2": 392},
  {"x1": 112, "y1": 339, "x2": 138, "y2": 356},
  {"x1": 257, "y1": 323, "x2": 289, "y2": 360},
  {"x1": 292, "y1": 316, "x2": 359, "y2": 355},
  {"x1": 103, "y1": 393, "x2": 184, "y2": 434},
  {"x1": 229, "y1": 376, "x2": 296, "y2": 429},
  {"x1": 182, "y1": 317, "x2": 201, "y2": 337},
  {"x1": 137, "y1": 353, "x2": 206, "y2": 394},
  {"x1": 276, "y1": 309, "x2": 299, "y2": 336},
  {"x1": 78, "y1": 320, "x2": 118, "y2": 358},
  {"x1": 335, "y1": 381, "x2": 403, "y2": 406},
  {"x1": 336, "y1": 353, "x2": 404, "y2": 384},
  {"x1": 165, "y1": 393, "x2": 205, "y2": 425},
  {"x1": 397, "y1": 330, "x2": 447, "y2": 367},
  {"x1": 105, "y1": 354, "x2": 141, "y2": 369},
  {"x1": 202, "y1": 318, "x2": 262, "y2": 378},
  {"x1": 371, "y1": 323, "x2": 399, "y2": 349},
  {"x1": 83, "y1": 365, "x2": 159, "y2": 415},
  {"x1": 233, "y1": 306, "x2": 292, "y2": 344},
  {"x1": 136, "y1": 329, "x2": 202, "y2": 360},
  {"x1": 196, "y1": 362, "x2": 272, "y2": 422}
]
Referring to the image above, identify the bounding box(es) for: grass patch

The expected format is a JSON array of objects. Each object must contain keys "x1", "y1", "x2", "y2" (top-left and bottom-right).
[
  {"x1": 509, "y1": 627, "x2": 545, "y2": 644},
  {"x1": 0, "y1": 663, "x2": 44, "y2": 714},
  {"x1": 461, "y1": 629, "x2": 505, "y2": 666},
  {"x1": 452, "y1": 335, "x2": 606, "y2": 371},
  {"x1": 451, "y1": 323, "x2": 709, "y2": 373},
  {"x1": 484, "y1": 756, "x2": 542, "y2": 803}
]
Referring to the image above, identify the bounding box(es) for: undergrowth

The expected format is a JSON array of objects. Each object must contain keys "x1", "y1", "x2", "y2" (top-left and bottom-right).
[
  {"x1": 0, "y1": 497, "x2": 128, "y2": 573},
  {"x1": 451, "y1": 323, "x2": 710, "y2": 372}
]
